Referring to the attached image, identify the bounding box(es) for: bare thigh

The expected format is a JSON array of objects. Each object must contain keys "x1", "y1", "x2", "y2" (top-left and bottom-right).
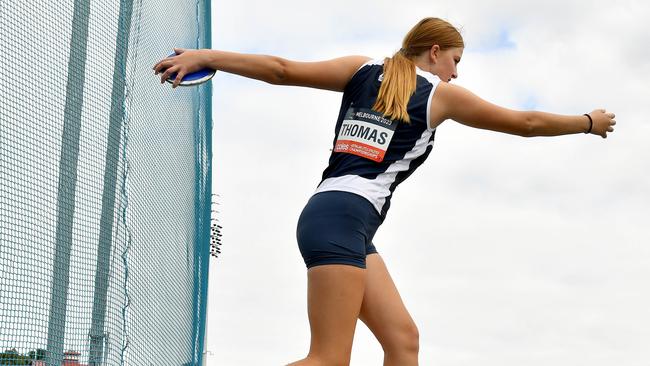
[
  {"x1": 358, "y1": 253, "x2": 419, "y2": 352},
  {"x1": 293, "y1": 264, "x2": 366, "y2": 366}
]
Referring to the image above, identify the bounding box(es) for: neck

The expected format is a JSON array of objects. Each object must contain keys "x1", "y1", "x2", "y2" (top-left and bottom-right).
[{"x1": 412, "y1": 53, "x2": 432, "y2": 73}]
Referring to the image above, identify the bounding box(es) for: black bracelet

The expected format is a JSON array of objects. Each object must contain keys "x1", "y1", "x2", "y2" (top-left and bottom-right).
[{"x1": 583, "y1": 113, "x2": 593, "y2": 134}]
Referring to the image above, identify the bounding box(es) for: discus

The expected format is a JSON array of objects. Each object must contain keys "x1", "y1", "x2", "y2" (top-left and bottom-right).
[{"x1": 164, "y1": 52, "x2": 215, "y2": 87}]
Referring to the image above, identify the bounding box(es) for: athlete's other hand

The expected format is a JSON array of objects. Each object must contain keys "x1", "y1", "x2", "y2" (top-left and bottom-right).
[
  {"x1": 587, "y1": 109, "x2": 616, "y2": 139},
  {"x1": 153, "y1": 48, "x2": 211, "y2": 88}
]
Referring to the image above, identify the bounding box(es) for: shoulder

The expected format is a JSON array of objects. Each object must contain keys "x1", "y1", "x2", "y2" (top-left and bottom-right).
[{"x1": 345, "y1": 59, "x2": 384, "y2": 86}]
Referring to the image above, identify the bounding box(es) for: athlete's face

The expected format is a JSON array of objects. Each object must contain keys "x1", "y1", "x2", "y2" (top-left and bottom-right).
[{"x1": 429, "y1": 46, "x2": 463, "y2": 83}]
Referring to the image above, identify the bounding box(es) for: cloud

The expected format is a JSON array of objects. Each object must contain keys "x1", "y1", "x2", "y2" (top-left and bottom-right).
[{"x1": 206, "y1": 1, "x2": 650, "y2": 365}]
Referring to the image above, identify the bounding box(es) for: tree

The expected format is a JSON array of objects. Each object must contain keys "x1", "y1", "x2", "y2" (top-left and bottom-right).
[
  {"x1": 0, "y1": 348, "x2": 30, "y2": 365},
  {"x1": 27, "y1": 348, "x2": 46, "y2": 361}
]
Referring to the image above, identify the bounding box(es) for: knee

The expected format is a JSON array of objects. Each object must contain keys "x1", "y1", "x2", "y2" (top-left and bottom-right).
[
  {"x1": 403, "y1": 322, "x2": 420, "y2": 353},
  {"x1": 382, "y1": 321, "x2": 419, "y2": 356}
]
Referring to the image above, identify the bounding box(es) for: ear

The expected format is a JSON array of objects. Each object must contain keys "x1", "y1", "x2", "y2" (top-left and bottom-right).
[{"x1": 429, "y1": 45, "x2": 441, "y2": 63}]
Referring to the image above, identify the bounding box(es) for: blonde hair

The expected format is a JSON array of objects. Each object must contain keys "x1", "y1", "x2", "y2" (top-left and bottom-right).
[{"x1": 372, "y1": 17, "x2": 464, "y2": 123}]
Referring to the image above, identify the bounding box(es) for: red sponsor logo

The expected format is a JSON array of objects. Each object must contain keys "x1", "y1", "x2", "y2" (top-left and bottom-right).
[{"x1": 334, "y1": 139, "x2": 385, "y2": 162}]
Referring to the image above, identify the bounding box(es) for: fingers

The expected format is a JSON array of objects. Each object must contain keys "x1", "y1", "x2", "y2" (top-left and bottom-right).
[
  {"x1": 153, "y1": 50, "x2": 188, "y2": 89},
  {"x1": 173, "y1": 70, "x2": 186, "y2": 88},
  {"x1": 160, "y1": 65, "x2": 180, "y2": 84},
  {"x1": 152, "y1": 50, "x2": 183, "y2": 74},
  {"x1": 153, "y1": 59, "x2": 174, "y2": 74},
  {"x1": 593, "y1": 109, "x2": 613, "y2": 117},
  {"x1": 159, "y1": 65, "x2": 187, "y2": 88},
  {"x1": 600, "y1": 118, "x2": 615, "y2": 138}
]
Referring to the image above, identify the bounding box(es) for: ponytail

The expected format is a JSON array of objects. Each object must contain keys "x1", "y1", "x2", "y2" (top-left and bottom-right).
[{"x1": 372, "y1": 50, "x2": 417, "y2": 123}]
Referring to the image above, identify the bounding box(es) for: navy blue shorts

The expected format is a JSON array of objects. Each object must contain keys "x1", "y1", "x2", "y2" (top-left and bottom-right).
[{"x1": 296, "y1": 191, "x2": 382, "y2": 269}]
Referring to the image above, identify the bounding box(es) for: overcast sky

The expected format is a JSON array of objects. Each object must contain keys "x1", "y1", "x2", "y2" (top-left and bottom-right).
[{"x1": 204, "y1": 1, "x2": 650, "y2": 365}]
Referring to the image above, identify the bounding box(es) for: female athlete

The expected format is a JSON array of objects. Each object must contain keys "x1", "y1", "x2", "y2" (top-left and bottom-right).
[{"x1": 154, "y1": 17, "x2": 616, "y2": 366}]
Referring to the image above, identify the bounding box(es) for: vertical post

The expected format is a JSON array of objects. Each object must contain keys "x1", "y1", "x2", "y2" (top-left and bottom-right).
[
  {"x1": 87, "y1": 0, "x2": 135, "y2": 364},
  {"x1": 45, "y1": 0, "x2": 91, "y2": 364},
  {"x1": 194, "y1": 0, "x2": 213, "y2": 364}
]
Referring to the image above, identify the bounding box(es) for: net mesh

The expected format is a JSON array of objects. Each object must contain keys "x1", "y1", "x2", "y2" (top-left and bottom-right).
[{"x1": 0, "y1": 0, "x2": 212, "y2": 364}]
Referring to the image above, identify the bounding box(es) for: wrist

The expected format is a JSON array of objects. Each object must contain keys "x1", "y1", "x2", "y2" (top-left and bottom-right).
[
  {"x1": 201, "y1": 49, "x2": 220, "y2": 69},
  {"x1": 583, "y1": 113, "x2": 593, "y2": 134}
]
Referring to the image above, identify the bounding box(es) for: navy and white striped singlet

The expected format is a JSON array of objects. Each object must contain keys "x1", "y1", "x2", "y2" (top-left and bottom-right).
[{"x1": 314, "y1": 59, "x2": 442, "y2": 219}]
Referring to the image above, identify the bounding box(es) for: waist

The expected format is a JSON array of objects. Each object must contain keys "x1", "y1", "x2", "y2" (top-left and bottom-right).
[
  {"x1": 314, "y1": 175, "x2": 394, "y2": 218},
  {"x1": 305, "y1": 190, "x2": 383, "y2": 224}
]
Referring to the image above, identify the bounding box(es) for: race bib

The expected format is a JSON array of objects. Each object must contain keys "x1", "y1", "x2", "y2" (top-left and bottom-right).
[{"x1": 334, "y1": 107, "x2": 397, "y2": 162}]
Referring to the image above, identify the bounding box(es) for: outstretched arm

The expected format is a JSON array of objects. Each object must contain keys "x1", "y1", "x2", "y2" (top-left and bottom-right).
[
  {"x1": 430, "y1": 82, "x2": 616, "y2": 138},
  {"x1": 153, "y1": 48, "x2": 371, "y2": 91}
]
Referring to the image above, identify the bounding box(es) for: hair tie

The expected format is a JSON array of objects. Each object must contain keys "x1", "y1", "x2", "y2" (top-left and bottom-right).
[{"x1": 398, "y1": 47, "x2": 408, "y2": 55}]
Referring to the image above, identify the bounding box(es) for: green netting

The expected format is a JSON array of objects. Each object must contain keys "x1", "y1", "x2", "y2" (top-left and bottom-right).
[{"x1": 0, "y1": 0, "x2": 212, "y2": 364}]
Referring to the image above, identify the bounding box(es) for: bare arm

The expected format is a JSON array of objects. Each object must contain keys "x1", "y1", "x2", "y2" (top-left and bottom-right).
[
  {"x1": 153, "y1": 48, "x2": 371, "y2": 91},
  {"x1": 430, "y1": 82, "x2": 616, "y2": 138}
]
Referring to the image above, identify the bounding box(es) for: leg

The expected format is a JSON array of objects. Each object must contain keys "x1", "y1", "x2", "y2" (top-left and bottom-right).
[
  {"x1": 359, "y1": 253, "x2": 419, "y2": 366},
  {"x1": 286, "y1": 264, "x2": 366, "y2": 366}
]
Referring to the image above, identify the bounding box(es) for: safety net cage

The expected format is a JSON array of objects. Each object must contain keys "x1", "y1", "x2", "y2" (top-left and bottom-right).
[{"x1": 0, "y1": 0, "x2": 212, "y2": 364}]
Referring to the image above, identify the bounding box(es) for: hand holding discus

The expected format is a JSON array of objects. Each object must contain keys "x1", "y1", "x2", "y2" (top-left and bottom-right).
[{"x1": 153, "y1": 47, "x2": 216, "y2": 88}]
